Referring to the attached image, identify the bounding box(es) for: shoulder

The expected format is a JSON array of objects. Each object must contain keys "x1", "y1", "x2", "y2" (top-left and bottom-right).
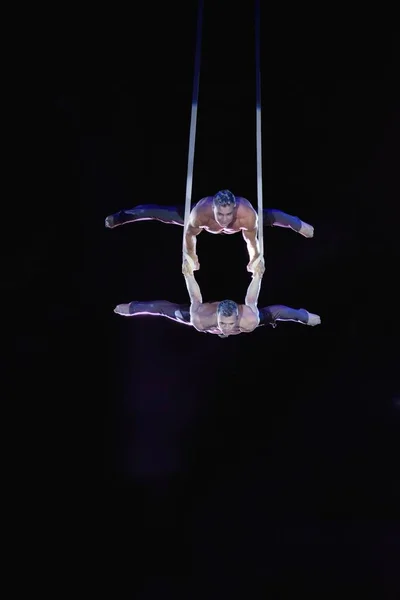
[
  {"x1": 191, "y1": 197, "x2": 212, "y2": 226},
  {"x1": 190, "y1": 308, "x2": 205, "y2": 331},
  {"x1": 191, "y1": 302, "x2": 217, "y2": 331},
  {"x1": 239, "y1": 304, "x2": 259, "y2": 331},
  {"x1": 236, "y1": 197, "x2": 257, "y2": 229}
]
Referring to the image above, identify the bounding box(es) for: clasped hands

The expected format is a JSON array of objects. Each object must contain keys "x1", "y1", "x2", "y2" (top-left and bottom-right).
[{"x1": 182, "y1": 252, "x2": 200, "y2": 276}]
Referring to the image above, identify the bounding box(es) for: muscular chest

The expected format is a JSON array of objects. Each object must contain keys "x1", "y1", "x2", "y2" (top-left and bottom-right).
[{"x1": 202, "y1": 223, "x2": 241, "y2": 235}]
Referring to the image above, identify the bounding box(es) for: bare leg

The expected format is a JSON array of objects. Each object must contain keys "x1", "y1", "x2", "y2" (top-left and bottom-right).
[
  {"x1": 105, "y1": 205, "x2": 189, "y2": 229},
  {"x1": 258, "y1": 305, "x2": 321, "y2": 327},
  {"x1": 114, "y1": 300, "x2": 192, "y2": 326},
  {"x1": 264, "y1": 209, "x2": 314, "y2": 238}
]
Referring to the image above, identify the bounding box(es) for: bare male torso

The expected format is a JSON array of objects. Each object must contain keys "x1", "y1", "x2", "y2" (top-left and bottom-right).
[
  {"x1": 192, "y1": 196, "x2": 257, "y2": 234},
  {"x1": 191, "y1": 302, "x2": 258, "y2": 335}
]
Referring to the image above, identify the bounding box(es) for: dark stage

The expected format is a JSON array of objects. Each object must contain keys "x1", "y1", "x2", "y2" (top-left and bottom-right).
[{"x1": 17, "y1": 3, "x2": 400, "y2": 597}]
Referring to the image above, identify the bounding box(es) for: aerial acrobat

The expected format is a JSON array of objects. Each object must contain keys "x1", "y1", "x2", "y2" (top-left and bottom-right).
[
  {"x1": 105, "y1": 190, "x2": 314, "y2": 274},
  {"x1": 110, "y1": 0, "x2": 321, "y2": 336},
  {"x1": 114, "y1": 258, "x2": 321, "y2": 338}
]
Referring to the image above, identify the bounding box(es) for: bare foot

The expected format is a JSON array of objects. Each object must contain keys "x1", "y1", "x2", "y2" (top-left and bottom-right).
[{"x1": 299, "y1": 221, "x2": 314, "y2": 238}]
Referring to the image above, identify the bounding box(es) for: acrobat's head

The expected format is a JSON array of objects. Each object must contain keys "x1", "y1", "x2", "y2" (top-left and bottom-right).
[
  {"x1": 217, "y1": 299, "x2": 239, "y2": 336},
  {"x1": 212, "y1": 190, "x2": 236, "y2": 227}
]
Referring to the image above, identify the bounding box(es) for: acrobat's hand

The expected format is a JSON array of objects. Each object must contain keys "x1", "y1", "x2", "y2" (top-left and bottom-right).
[
  {"x1": 247, "y1": 256, "x2": 265, "y2": 277},
  {"x1": 182, "y1": 253, "x2": 200, "y2": 276}
]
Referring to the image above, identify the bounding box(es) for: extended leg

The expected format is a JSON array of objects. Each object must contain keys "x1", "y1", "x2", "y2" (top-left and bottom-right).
[
  {"x1": 258, "y1": 305, "x2": 321, "y2": 327},
  {"x1": 114, "y1": 300, "x2": 192, "y2": 325},
  {"x1": 105, "y1": 205, "x2": 189, "y2": 229},
  {"x1": 263, "y1": 209, "x2": 314, "y2": 238}
]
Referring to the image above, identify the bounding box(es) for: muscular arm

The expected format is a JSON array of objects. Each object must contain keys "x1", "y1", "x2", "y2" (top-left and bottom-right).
[
  {"x1": 184, "y1": 273, "x2": 213, "y2": 332},
  {"x1": 245, "y1": 271, "x2": 263, "y2": 313},
  {"x1": 242, "y1": 228, "x2": 261, "y2": 262},
  {"x1": 183, "y1": 272, "x2": 203, "y2": 317},
  {"x1": 183, "y1": 206, "x2": 204, "y2": 257},
  {"x1": 241, "y1": 210, "x2": 261, "y2": 265},
  {"x1": 238, "y1": 272, "x2": 263, "y2": 332}
]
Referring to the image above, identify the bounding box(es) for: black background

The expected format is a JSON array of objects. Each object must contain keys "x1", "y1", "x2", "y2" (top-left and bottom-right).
[{"x1": 13, "y1": 3, "x2": 400, "y2": 597}]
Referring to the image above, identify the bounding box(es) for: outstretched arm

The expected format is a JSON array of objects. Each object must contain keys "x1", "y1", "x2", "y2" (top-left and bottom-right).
[
  {"x1": 238, "y1": 271, "x2": 264, "y2": 332},
  {"x1": 245, "y1": 270, "x2": 263, "y2": 314},
  {"x1": 183, "y1": 272, "x2": 202, "y2": 306},
  {"x1": 241, "y1": 211, "x2": 263, "y2": 273},
  {"x1": 183, "y1": 206, "x2": 204, "y2": 270},
  {"x1": 182, "y1": 259, "x2": 203, "y2": 310}
]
